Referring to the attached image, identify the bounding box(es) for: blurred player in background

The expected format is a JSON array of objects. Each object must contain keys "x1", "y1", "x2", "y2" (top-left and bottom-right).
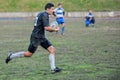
[
  {"x1": 5, "y1": 3, "x2": 62, "y2": 74},
  {"x1": 85, "y1": 9, "x2": 95, "y2": 27},
  {"x1": 53, "y1": 3, "x2": 65, "y2": 35}
]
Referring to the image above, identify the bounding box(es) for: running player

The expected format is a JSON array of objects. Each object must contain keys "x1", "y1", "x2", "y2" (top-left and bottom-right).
[
  {"x1": 5, "y1": 3, "x2": 62, "y2": 74},
  {"x1": 53, "y1": 3, "x2": 65, "y2": 35}
]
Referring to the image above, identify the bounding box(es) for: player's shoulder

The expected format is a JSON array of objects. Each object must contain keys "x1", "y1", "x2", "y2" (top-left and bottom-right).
[
  {"x1": 37, "y1": 11, "x2": 48, "y2": 18},
  {"x1": 61, "y1": 8, "x2": 64, "y2": 10}
]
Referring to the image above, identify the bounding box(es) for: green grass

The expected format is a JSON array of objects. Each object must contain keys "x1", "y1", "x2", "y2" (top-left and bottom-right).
[
  {"x1": 0, "y1": 17, "x2": 120, "y2": 80},
  {"x1": 0, "y1": 0, "x2": 120, "y2": 12}
]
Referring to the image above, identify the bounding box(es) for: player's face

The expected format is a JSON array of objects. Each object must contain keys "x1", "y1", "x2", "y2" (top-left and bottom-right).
[
  {"x1": 89, "y1": 10, "x2": 92, "y2": 13},
  {"x1": 47, "y1": 7, "x2": 54, "y2": 15},
  {"x1": 58, "y1": 5, "x2": 62, "y2": 8}
]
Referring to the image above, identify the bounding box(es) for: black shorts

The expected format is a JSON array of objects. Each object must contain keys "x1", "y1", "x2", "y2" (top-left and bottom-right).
[{"x1": 28, "y1": 36, "x2": 52, "y2": 53}]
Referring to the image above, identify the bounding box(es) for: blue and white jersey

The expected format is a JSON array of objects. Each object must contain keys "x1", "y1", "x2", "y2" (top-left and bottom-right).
[{"x1": 54, "y1": 8, "x2": 64, "y2": 18}]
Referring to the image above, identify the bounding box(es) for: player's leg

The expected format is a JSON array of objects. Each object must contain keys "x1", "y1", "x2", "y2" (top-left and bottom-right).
[
  {"x1": 91, "y1": 18, "x2": 95, "y2": 27},
  {"x1": 56, "y1": 18, "x2": 61, "y2": 34},
  {"x1": 47, "y1": 46, "x2": 56, "y2": 70},
  {"x1": 40, "y1": 39, "x2": 62, "y2": 73},
  {"x1": 40, "y1": 39, "x2": 56, "y2": 70},
  {"x1": 85, "y1": 19, "x2": 90, "y2": 27},
  {"x1": 47, "y1": 46, "x2": 62, "y2": 73},
  {"x1": 61, "y1": 22, "x2": 65, "y2": 35},
  {"x1": 5, "y1": 36, "x2": 38, "y2": 64},
  {"x1": 5, "y1": 43, "x2": 37, "y2": 64},
  {"x1": 59, "y1": 18, "x2": 65, "y2": 35}
]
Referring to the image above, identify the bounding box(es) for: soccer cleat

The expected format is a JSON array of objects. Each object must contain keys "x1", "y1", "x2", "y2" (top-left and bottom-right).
[
  {"x1": 51, "y1": 67, "x2": 62, "y2": 74},
  {"x1": 5, "y1": 51, "x2": 13, "y2": 64}
]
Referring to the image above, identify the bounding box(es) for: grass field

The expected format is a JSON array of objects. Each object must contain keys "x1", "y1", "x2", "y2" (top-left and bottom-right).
[
  {"x1": 0, "y1": 0, "x2": 120, "y2": 12},
  {"x1": 0, "y1": 17, "x2": 120, "y2": 80}
]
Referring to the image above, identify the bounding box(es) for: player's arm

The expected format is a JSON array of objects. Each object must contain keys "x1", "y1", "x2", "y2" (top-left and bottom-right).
[
  {"x1": 62, "y1": 8, "x2": 65, "y2": 18},
  {"x1": 53, "y1": 8, "x2": 56, "y2": 17},
  {"x1": 42, "y1": 14, "x2": 59, "y2": 32},
  {"x1": 53, "y1": 11, "x2": 56, "y2": 17},
  {"x1": 44, "y1": 26, "x2": 59, "y2": 32},
  {"x1": 63, "y1": 11, "x2": 65, "y2": 16}
]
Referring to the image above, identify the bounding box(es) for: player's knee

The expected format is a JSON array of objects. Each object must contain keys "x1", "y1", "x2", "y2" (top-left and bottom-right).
[
  {"x1": 24, "y1": 51, "x2": 33, "y2": 57},
  {"x1": 50, "y1": 47, "x2": 55, "y2": 53},
  {"x1": 48, "y1": 46, "x2": 55, "y2": 54},
  {"x1": 62, "y1": 23, "x2": 65, "y2": 27}
]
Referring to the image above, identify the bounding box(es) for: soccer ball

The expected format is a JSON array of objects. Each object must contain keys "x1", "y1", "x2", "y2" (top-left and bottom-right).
[{"x1": 50, "y1": 21, "x2": 58, "y2": 29}]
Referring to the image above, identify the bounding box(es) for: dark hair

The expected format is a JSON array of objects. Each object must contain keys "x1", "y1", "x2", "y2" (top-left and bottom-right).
[
  {"x1": 58, "y1": 3, "x2": 62, "y2": 6},
  {"x1": 45, "y1": 3, "x2": 54, "y2": 10}
]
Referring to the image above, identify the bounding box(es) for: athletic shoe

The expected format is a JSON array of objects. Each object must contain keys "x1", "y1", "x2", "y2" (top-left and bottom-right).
[
  {"x1": 5, "y1": 51, "x2": 13, "y2": 64},
  {"x1": 51, "y1": 67, "x2": 62, "y2": 74}
]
